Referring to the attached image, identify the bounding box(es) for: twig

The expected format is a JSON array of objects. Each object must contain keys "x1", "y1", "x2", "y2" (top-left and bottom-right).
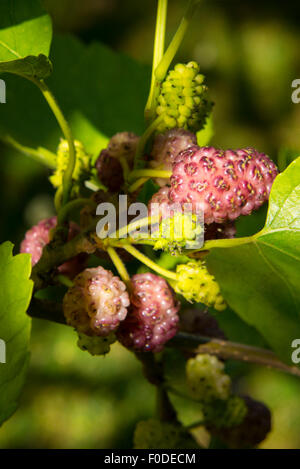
[{"x1": 169, "y1": 332, "x2": 300, "y2": 378}]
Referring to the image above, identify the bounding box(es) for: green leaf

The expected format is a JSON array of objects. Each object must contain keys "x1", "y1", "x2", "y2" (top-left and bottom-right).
[
  {"x1": 0, "y1": 242, "x2": 33, "y2": 426},
  {"x1": 0, "y1": 54, "x2": 52, "y2": 79},
  {"x1": 204, "y1": 157, "x2": 300, "y2": 365},
  {"x1": 0, "y1": 0, "x2": 52, "y2": 78},
  {"x1": 0, "y1": 34, "x2": 150, "y2": 157}
]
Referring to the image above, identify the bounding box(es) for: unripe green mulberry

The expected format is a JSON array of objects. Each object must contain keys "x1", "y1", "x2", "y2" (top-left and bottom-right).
[
  {"x1": 134, "y1": 419, "x2": 197, "y2": 449},
  {"x1": 50, "y1": 139, "x2": 91, "y2": 194},
  {"x1": 151, "y1": 212, "x2": 203, "y2": 253},
  {"x1": 186, "y1": 354, "x2": 231, "y2": 402},
  {"x1": 156, "y1": 62, "x2": 213, "y2": 133},
  {"x1": 204, "y1": 395, "x2": 247, "y2": 429},
  {"x1": 172, "y1": 260, "x2": 226, "y2": 311},
  {"x1": 77, "y1": 332, "x2": 116, "y2": 356}
]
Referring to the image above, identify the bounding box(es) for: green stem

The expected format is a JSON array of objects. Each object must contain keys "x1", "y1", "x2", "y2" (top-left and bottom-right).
[
  {"x1": 110, "y1": 215, "x2": 160, "y2": 240},
  {"x1": 55, "y1": 274, "x2": 74, "y2": 288},
  {"x1": 31, "y1": 78, "x2": 76, "y2": 205},
  {"x1": 119, "y1": 156, "x2": 130, "y2": 181},
  {"x1": 122, "y1": 244, "x2": 177, "y2": 280},
  {"x1": 155, "y1": 0, "x2": 201, "y2": 82},
  {"x1": 133, "y1": 115, "x2": 164, "y2": 169},
  {"x1": 185, "y1": 420, "x2": 206, "y2": 430},
  {"x1": 128, "y1": 177, "x2": 150, "y2": 193},
  {"x1": 145, "y1": 0, "x2": 168, "y2": 122},
  {"x1": 2, "y1": 135, "x2": 56, "y2": 169},
  {"x1": 57, "y1": 198, "x2": 95, "y2": 225},
  {"x1": 129, "y1": 168, "x2": 172, "y2": 182},
  {"x1": 107, "y1": 247, "x2": 131, "y2": 290},
  {"x1": 54, "y1": 186, "x2": 63, "y2": 213}
]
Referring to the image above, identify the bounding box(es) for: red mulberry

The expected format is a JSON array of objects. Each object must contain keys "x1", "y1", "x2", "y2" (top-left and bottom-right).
[
  {"x1": 63, "y1": 267, "x2": 130, "y2": 336},
  {"x1": 20, "y1": 217, "x2": 85, "y2": 278},
  {"x1": 117, "y1": 273, "x2": 180, "y2": 352},
  {"x1": 169, "y1": 146, "x2": 278, "y2": 224}
]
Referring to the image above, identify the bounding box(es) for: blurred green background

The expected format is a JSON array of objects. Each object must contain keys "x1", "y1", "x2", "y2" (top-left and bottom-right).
[{"x1": 1, "y1": 0, "x2": 300, "y2": 449}]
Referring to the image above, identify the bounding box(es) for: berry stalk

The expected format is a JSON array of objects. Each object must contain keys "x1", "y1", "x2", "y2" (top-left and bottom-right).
[
  {"x1": 128, "y1": 177, "x2": 150, "y2": 193},
  {"x1": 109, "y1": 214, "x2": 160, "y2": 240},
  {"x1": 170, "y1": 333, "x2": 300, "y2": 378},
  {"x1": 122, "y1": 244, "x2": 177, "y2": 280},
  {"x1": 155, "y1": 0, "x2": 201, "y2": 83},
  {"x1": 129, "y1": 168, "x2": 172, "y2": 182},
  {"x1": 133, "y1": 115, "x2": 164, "y2": 169},
  {"x1": 145, "y1": 0, "x2": 168, "y2": 122},
  {"x1": 107, "y1": 246, "x2": 131, "y2": 290},
  {"x1": 57, "y1": 198, "x2": 95, "y2": 226},
  {"x1": 55, "y1": 274, "x2": 74, "y2": 288},
  {"x1": 31, "y1": 78, "x2": 76, "y2": 206}
]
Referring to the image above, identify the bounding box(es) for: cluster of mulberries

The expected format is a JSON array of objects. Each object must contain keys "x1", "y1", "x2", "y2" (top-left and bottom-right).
[
  {"x1": 169, "y1": 145, "x2": 278, "y2": 224},
  {"x1": 134, "y1": 419, "x2": 197, "y2": 449},
  {"x1": 117, "y1": 273, "x2": 180, "y2": 352},
  {"x1": 50, "y1": 139, "x2": 91, "y2": 195},
  {"x1": 20, "y1": 216, "x2": 85, "y2": 278},
  {"x1": 96, "y1": 132, "x2": 139, "y2": 192},
  {"x1": 186, "y1": 354, "x2": 231, "y2": 402},
  {"x1": 63, "y1": 266, "x2": 130, "y2": 336},
  {"x1": 156, "y1": 62, "x2": 213, "y2": 133},
  {"x1": 172, "y1": 260, "x2": 226, "y2": 311}
]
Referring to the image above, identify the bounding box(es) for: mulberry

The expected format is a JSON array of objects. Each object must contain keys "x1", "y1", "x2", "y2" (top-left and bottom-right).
[
  {"x1": 134, "y1": 419, "x2": 197, "y2": 449},
  {"x1": 186, "y1": 354, "x2": 231, "y2": 402},
  {"x1": 96, "y1": 132, "x2": 139, "y2": 192},
  {"x1": 117, "y1": 273, "x2": 180, "y2": 352},
  {"x1": 20, "y1": 216, "x2": 85, "y2": 278},
  {"x1": 172, "y1": 260, "x2": 226, "y2": 311},
  {"x1": 77, "y1": 332, "x2": 116, "y2": 356},
  {"x1": 50, "y1": 139, "x2": 91, "y2": 194},
  {"x1": 156, "y1": 62, "x2": 213, "y2": 133},
  {"x1": 169, "y1": 146, "x2": 278, "y2": 224},
  {"x1": 208, "y1": 395, "x2": 271, "y2": 448},
  {"x1": 150, "y1": 128, "x2": 197, "y2": 186},
  {"x1": 63, "y1": 266, "x2": 130, "y2": 336}
]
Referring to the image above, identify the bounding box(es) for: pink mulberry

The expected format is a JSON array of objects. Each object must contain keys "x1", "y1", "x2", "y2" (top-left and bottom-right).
[
  {"x1": 117, "y1": 273, "x2": 180, "y2": 352},
  {"x1": 63, "y1": 266, "x2": 130, "y2": 336},
  {"x1": 169, "y1": 146, "x2": 278, "y2": 224},
  {"x1": 20, "y1": 217, "x2": 85, "y2": 278}
]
